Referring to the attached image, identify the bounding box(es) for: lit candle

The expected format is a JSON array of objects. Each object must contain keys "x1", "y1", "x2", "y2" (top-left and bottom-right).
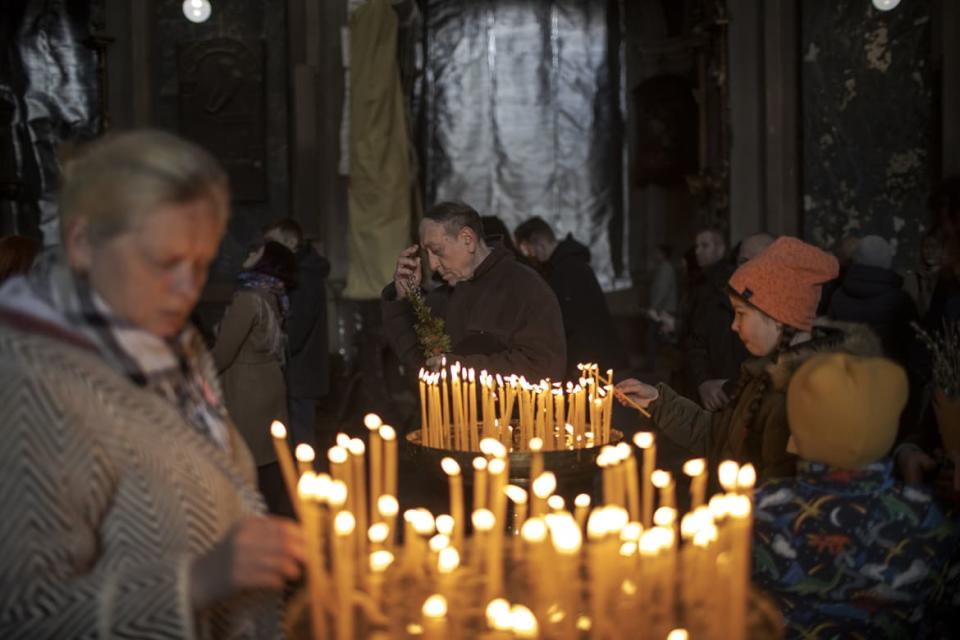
[
  {"x1": 529, "y1": 436, "x2": 544, "y2": 492},
  {"x1": 634, "y1": 432, "x2": 656, "y2": 527},
  {"x1": 624, "y1": 445, "x2": 641, "y2": 522},
  {"x1": 718, "y1": 460, "x2": 740, "y2": 494},
  {"x1": 270, "y1": 420, "x2": 301, "y2": 518},
  {"x1": 441, "y1": 368, "x2": 450, "y2": 449},
  {"x1": 683, "y1": 458, "x2": 708, "y2": 510},
  {"x1": 468, "y1": 368, "x2": 479, "y2": 451},
  {"x1": 727, "y1": 495, "x2": 752, "y2": 640},
  {"x1": 472, "y1": 508, "x2": 498, "y2": 597},
  {"x1": 486, "y1": 598, "x2": 513, "y2": 633},
  {"x1": 364, "y1": 413, "x2": 383, "y2": 521},
  {"x1": 380, "y1": 425, "x2": 397, "y2": 498},
  {"x1": 327, "y1": 445, "x2": 349, "y2": 497},
  {"x1": 437, "y1": 546, "x2": 460, "y2": 603},
  {"x1": 509, "y1": 604, "x2": 539, "y2": 639},
  {"x1": 441, "y1": 457, "x2": 465, "y2": 550},
  {"x1": 531, "y1": 471, "x2": 556, "y2": 518},
  {"x1": 297, "y1": 473, "x2": 326, "y2": 640},
  {"x1": 368, "y1": 549, "x2": 393, "y2": 611},
  {"x1": 419, "y1": 369, "x2": 428, "y2": 444},
  {"x1": 295, "y1": 443, "x2": 316, "y2": 477},
  {"x1": 574, "y1": 493, "x2": 591, "y2": 532},
  {"x1": 348, "y1": 438, "x2": 368, "y2": 565},
  {"x1": 377, "y1": 494, "x2": 399, "y2": 553},
  {"x1": 422, "y1": 594, "x2": 448, "y2": 640},
  {"x1": 737, "y1": 463, "x2": 757, "y2": 502},
  {"x1": 504, "y1": 484, "x2": 529, "y2": 557},
  {"x1": 651, "y1": 470, "x2": 675, "y2": 509},
  {"x1": 332, "y1": 511, "x2": 356, "y2": 640},
  {"x1": 473, "y1": 456, "x2": 489, "y2": 511}
]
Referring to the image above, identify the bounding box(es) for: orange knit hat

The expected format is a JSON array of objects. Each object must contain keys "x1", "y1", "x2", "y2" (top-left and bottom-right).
[{"x1": 728, "y1": 237, "x2": 839, "y2": 331}]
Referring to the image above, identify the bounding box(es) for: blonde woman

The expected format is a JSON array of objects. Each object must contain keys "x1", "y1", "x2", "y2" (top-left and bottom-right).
[{"x1": 0, "y1": 131, "x2": 303, "y2": 639}]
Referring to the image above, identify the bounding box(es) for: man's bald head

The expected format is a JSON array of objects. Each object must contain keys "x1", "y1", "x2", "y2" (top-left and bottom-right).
[{"x1": 737, "y1": 232, "x2": 777, "y2": 265}]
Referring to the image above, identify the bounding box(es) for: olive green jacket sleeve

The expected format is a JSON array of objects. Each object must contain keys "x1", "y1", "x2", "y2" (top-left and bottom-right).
[{"x1": 649, "y1": 382, "x2": 713, "y2": 457}]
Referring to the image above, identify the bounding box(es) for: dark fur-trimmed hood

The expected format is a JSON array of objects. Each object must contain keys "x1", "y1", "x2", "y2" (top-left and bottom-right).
[{"x1": 749, "y1": 319, "x2": 884, "y2": 392}]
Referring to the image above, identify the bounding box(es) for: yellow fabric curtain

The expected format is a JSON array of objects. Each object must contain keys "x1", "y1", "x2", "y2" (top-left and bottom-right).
[{"x1": 343, "y1": 0, "x2": 412, "y2": 300}]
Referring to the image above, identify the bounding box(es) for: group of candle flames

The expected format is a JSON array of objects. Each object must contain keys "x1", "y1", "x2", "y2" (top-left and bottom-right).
[
  {"x1": 417, "y1": 362, "x2": 623, "y2": 452},
  {"x1": 270, "y1": 407, "x2": 759, "y2": 640}
]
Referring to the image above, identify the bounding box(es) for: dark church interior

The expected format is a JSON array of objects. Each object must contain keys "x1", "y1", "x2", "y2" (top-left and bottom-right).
[{"x1": 1, "y1": 1, "x2": 959, "y2": 638}]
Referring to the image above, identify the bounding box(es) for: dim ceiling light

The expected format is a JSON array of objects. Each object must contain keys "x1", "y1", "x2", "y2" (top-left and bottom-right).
[
  {"x1": 871, "y1": 0, "x2": 901, "y2": 11},
  {"x1": 183, "y1": 0, "x2": 212, "y2": 23}
]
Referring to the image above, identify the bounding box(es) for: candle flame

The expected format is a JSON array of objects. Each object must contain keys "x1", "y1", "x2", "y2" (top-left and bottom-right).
[
  {"x1": 328, "y1": 446, "x2": 348, "y2": 465},
  {"x1": 472, "y1": 456, "x2": 488, "y2": 471},
  {"x1": 619, "y1": 541, "x2": 637, "y2": 557},
  {"x1": 472, "y1": 508, "x2": 495, "y2": 531},
  {"x1": 529, "y1": 437, "x2": 544, "y2": 452},
  {"x1": 621, "y1": 522, "x2": 643, "y2": 542},
  {"x1": 654, "y1": 506, "x2": 677, "y2": 527},
  {"x1": 737, "y1": 463, "x2": 757, "y2": 490},
  {"x1": 422, "y1": 594, "x2": 448, "y2": 619},
  {"x1": 615, "y1": 442, "x2": 632, "y2": 460},
  {"x1": 509, "y1": 605, "x2": 538, "y2": 638},
  {"x1": 348, "y1": 438, "x2": 365, "y2": 456},
  {"x1": 369, "y1": 549, "x2": 394, "y2": 573},
  {"x1": 368, "y1": 522, "x2": 389, "y2": 544},
  {"x1": 336, "y1": 433, "x2": 351, "y2": 448},
  {"x1": 667, "y1": 630, "x2": 689, "y2": 640},
  {"x1": 429, "y1": 533, "x2": 450, "y2": 552},
  {"x1": 521, "y1": 517, "x2": 548, "y2": 543},
  {"x1": 377, "y1": 494, "x2": 399, "y2": 517},
  {"x1": 435, "y1": 514, "x2": 455, "y2": 536},
  {"x1": 547, "y1": 495, "x2": 565, "y2": 512},
  {"x1": 440, "y1": 457, "x2": 461, "y2": 476},
  {"x1": 314, "y1": 473, "x2": 331, "y2": 501},
  {"x1": 327, "y1": 480, "x2": 348, "y2": 508},
  {"x1": 270, "y1": 420, "x2": 287, "y2": 439},
  {"x1": 574, "y1": 493, "x2": 591, "y2": 508},
  {"x1": 633, "y1": 431, "x2": 654, "y2": 449},
  {"x1": 294, "y1": 443, "x2": 315, "y2": 463},
  {"x1": 682, "y1": 458, "x2": 706, "y2": 477},
  {"x1": 334, "y1": 511, "x2": 356, "y2": 535},
  {"x1": 651, "y1": 470, "x2": 671, "y2": 488},
  {"x1": 486, "y1": 598, "x2": 512, "y2": 630},
  {"x1": 532, "y1": 472, "x2": 557, "y2": 499},
  {"x1": 297, "y1": 471, "x2": 317, "y2": 498},
  {"x1": 488, "y1": 458, "x2": 506, "y2": 475},
  {"x1": 504, "y1": 485, "x2": 528, "y2": 505},
  {"x1": 379, "y1": 425, "x2": 397, "y2": 441},
  {"x1": 718, "y1": 460, "x2": 740, "y2": 491},
  {"x1": 411, "y1": 509, "x2": 436, "y2": 535},
  {"x1": 438, "y1": 546, "x2": 460, "y2": 573},
  {"x1": 363, "y1": 413, "x2": 383, "y2": 430},
  {"x1": 729, "y1": 494, "x2": 752, "y2": 518}
]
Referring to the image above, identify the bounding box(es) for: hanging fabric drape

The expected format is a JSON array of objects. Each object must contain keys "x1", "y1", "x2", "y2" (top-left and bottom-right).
[
  {"x1": 418, "y1": 0, "x2": 629, "y2": 289},
  {"x1": 343, "y1": 0, "x2": 413, "y2": 300}
]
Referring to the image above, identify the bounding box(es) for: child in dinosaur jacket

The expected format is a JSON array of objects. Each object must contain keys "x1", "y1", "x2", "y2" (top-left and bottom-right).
[{"x1": 752, "y1": 353, "x2": 958, "y2": 638}]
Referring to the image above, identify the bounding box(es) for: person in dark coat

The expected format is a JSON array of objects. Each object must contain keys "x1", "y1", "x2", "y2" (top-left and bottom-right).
[
  {"x1": 264, "y1": 219, "x2": 331, "y2": 447},
  {"x1": 513, "y1": 216, "x2": 626, "y2": 381},
  {"x1": 682, "y1": 227, "x2": 750, "y2": 410},
  {"x1": 828, "y1": 235, "x2": 918, "y2": 366},
  {"x1": 382, "y1": 202, "x2": 565, "y2": 382}
]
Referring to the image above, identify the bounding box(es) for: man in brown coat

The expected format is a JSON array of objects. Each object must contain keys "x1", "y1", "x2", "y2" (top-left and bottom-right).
[{"x1": 382, "y1": 202, "x2": 566, "y2": 382}]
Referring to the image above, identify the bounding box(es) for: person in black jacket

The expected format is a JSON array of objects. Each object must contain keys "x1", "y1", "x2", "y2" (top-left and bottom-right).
[
  {"x1": 828, "y1": 235, "x2": 918, "y2": 366},
  {"x1": 264, "y1": 219, "x2": 331, "y2": 447},
  {"x1": 514, "y1": 216, "x2": 626, "y2": 381},
  {"x1": 681, "y1": 227, "x2": 749, "y2": 410}
]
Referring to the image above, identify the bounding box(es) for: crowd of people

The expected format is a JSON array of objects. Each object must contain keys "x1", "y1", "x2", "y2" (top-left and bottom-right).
[{"x1": 0, "y1": 128, "x2": 958, "y2": 637}]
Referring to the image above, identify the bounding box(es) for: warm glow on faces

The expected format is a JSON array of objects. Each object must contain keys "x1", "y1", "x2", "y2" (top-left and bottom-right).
[
  {"x1": 69, "y1": 197, "x2": 225, "y2": 338},
  {"x1": 730, "y1": 295, "x2": 783, "y2": 356},
  {"x1": 419, "y1": 218, "x2": 481, "y2": 286}
]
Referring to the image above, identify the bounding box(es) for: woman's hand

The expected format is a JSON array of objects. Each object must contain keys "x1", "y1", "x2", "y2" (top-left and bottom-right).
[
  {"x1": 190, "y1": 515, "x2": 306, "y2": 610},
  {"x1": 393, "y1": 244, "x2": 422, "y2": 300},
  {"x1": 615, "y1": 378, "x2": 659, "y2": 409}
]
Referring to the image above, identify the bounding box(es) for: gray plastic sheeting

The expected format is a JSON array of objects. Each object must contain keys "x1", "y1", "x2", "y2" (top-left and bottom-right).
[{"x1": 418, "y1": 0, "x2": 629, "y2": 289}]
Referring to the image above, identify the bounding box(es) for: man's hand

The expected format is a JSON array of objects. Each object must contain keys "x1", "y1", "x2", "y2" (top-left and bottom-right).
[
  {"x1": 615, "y1": 378, "x2": 659, "y2": 409},
  {"x1": 896, "y1": 445, "x2": 937, "y2": 486},
  {"x1": 190, "y1": 516, "x2": 305, "y2": 610},
  {"x1": 698, "y1": 379, "x2": 730, "y2": 411},
  {"x1": 393, "y1": 244, "x2": 422, "y2": 300}
]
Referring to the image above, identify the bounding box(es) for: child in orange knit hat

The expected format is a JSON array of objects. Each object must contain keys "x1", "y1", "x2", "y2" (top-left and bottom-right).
[{"x1": 617, "y1": 236, "x2": 883, "y2": 482}]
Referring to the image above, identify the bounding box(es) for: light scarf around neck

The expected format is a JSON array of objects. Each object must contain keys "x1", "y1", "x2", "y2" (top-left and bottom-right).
[{"x1": 4, "y1": 250, "x2": 231, "y2": 452}]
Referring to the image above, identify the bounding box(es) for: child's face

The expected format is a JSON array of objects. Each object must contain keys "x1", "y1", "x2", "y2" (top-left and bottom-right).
[{"x1": 730, "y1": 296, "x2": 783, "y2": 356}]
